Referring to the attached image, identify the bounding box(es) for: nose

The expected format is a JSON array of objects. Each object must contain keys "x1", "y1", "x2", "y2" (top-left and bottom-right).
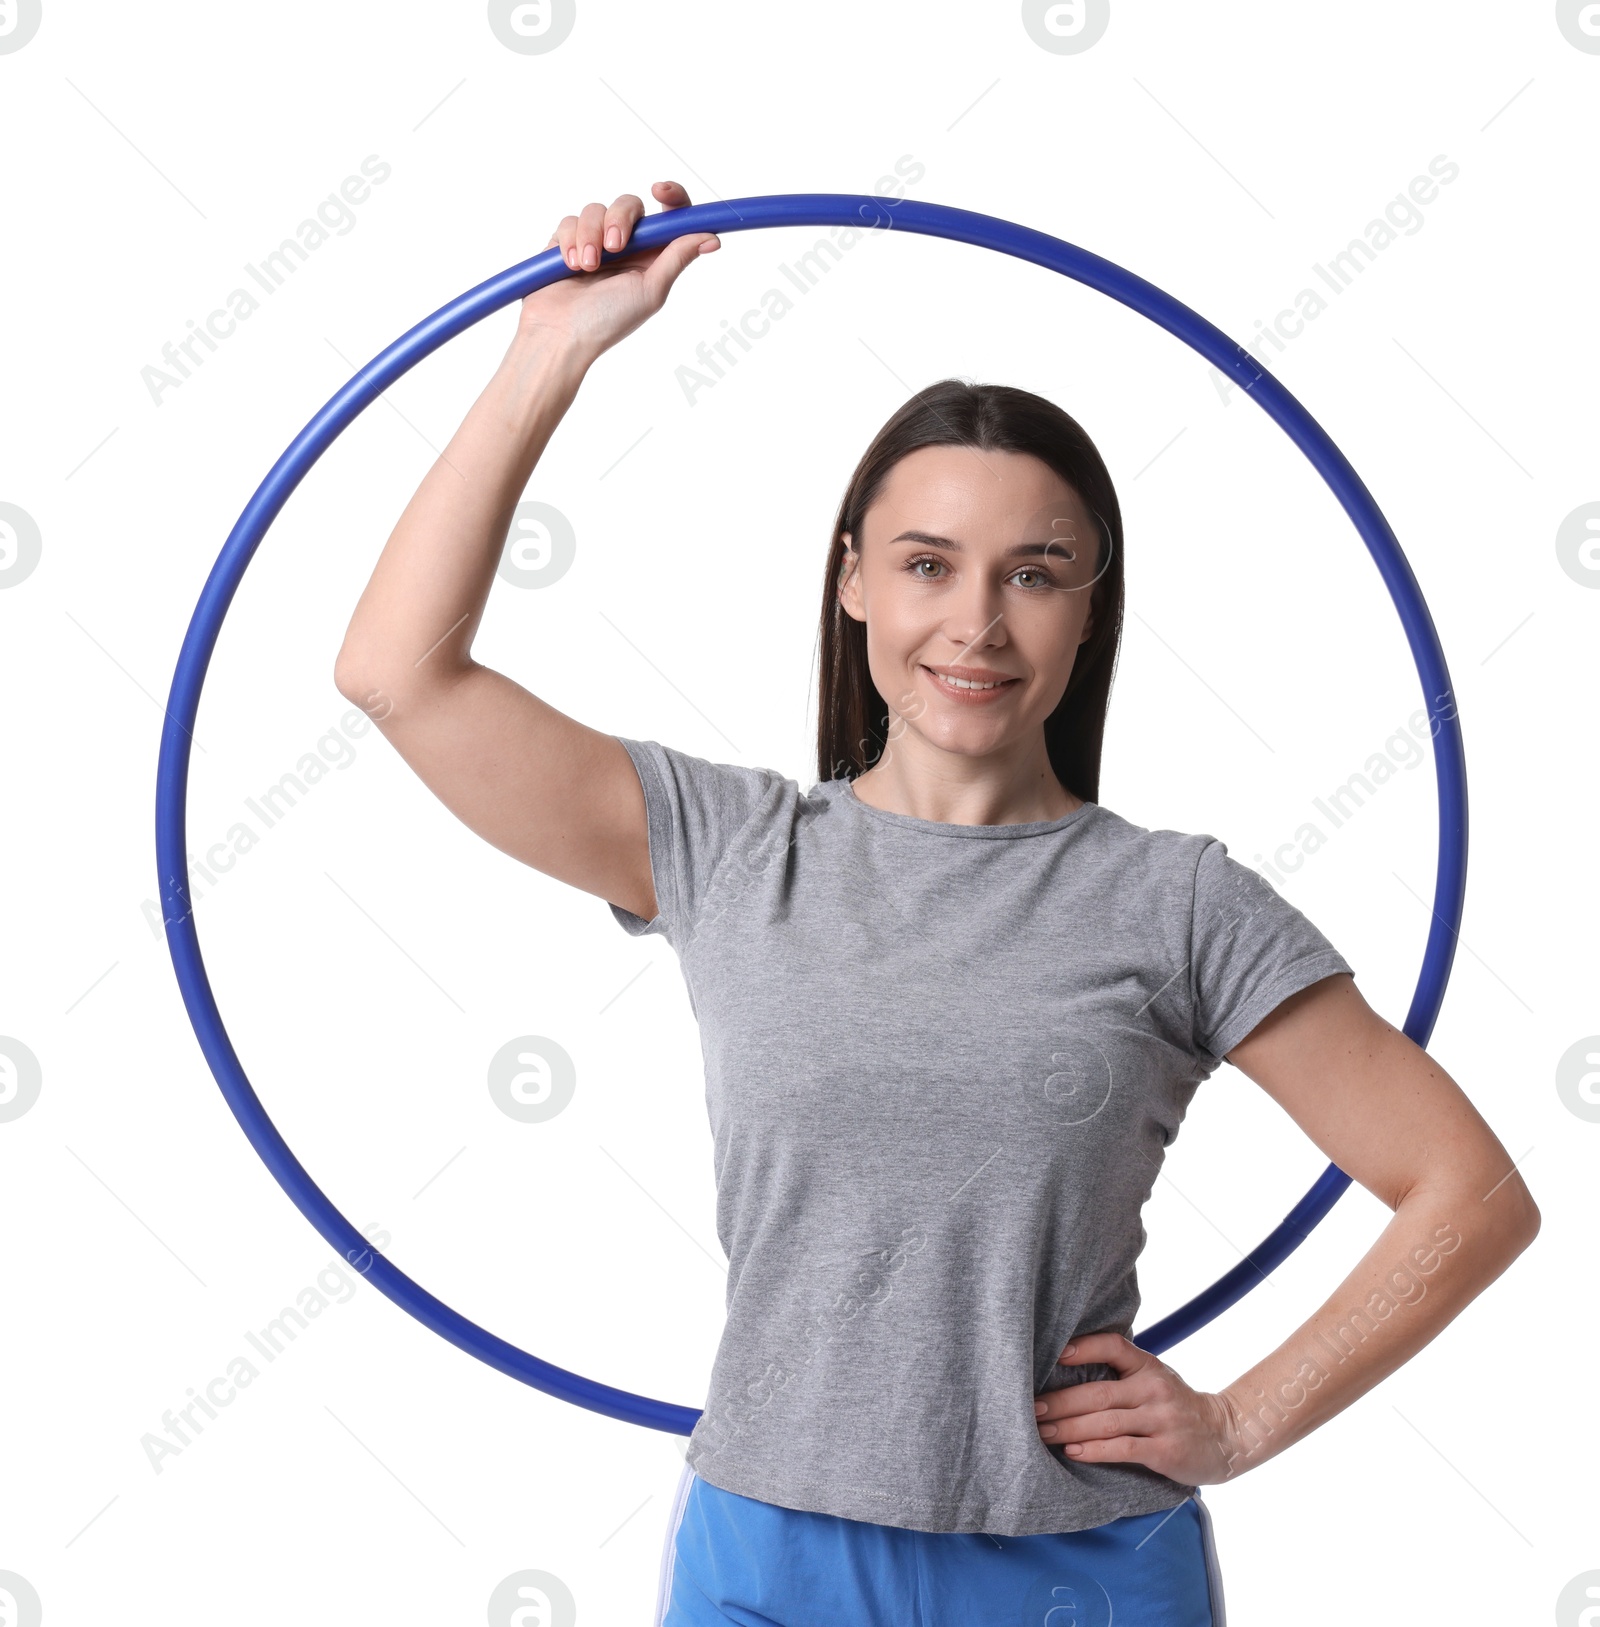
[{"x1": 943, "y1": 574, "x2": 1009, "y2": 655}]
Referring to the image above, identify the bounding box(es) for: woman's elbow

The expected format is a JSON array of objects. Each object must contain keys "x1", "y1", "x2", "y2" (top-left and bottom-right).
[
  {"x1": 1485, "y1": 1172, "x2": 1542, "y2": 1258},
  {"x1": 333, "y1": 647, "x2": 397, "y2": 715},
  {"x1": 333, "y1": 644, "x2": 374, "y2": 701}
]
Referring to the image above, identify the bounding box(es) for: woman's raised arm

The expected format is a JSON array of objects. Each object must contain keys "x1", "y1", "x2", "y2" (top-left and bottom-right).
[{"x1": 333, "y1": 183, "x2": 719, "y2": 921}]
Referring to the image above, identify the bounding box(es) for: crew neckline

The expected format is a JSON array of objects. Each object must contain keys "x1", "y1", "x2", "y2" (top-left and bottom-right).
[{"x1": 828, "y1": 776, "x2": 1100, "y2": 839}]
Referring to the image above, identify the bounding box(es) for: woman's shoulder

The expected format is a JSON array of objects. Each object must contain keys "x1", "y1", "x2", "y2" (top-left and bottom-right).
[
  {"x1": 617, "y1": 735, "x2": 796, "y2": 797},
  {"x1": 615, "y1": 734, "x2": 814, "y2": 842},
  {"x1": 1073, "y1": 806, "x2": 1236, "y2": 919},
  {"x1": 1083, "y1": 801, "x2": 1217, "y2": 863}
]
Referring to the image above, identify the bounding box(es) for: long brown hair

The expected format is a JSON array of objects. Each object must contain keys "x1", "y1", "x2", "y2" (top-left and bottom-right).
[{"x1": 815, "y1": 378, "x2": 1125, "y2": 803}]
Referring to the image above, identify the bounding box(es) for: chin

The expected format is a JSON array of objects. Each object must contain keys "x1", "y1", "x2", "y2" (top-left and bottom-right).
[{"x1": 924, "y1": 722, "x2": 1017, "y2": 755}]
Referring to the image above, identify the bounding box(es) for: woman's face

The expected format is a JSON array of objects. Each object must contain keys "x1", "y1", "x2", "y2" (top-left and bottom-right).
[{"x1": 837, "y1": 444, "x2": 1101, "y2": 768}]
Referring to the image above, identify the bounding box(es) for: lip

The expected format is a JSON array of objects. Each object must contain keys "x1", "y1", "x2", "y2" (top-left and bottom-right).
[{"x1": 921, "y1": 663, "x2": 1023, "y2": 704}]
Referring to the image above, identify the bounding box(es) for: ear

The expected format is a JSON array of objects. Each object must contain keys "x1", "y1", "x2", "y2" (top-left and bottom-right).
[{"x1": 836, "y1": 533, "x2": 865, "y2": 622}]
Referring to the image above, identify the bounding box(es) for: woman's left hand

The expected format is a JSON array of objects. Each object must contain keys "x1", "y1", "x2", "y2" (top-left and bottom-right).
[{"x1": 1034, "y1": 1330, "x2": 1247, "y2": 1486}]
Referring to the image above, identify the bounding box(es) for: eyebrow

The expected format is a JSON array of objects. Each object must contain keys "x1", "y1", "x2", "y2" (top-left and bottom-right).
[{"x1": 887, "y1": 528, "x2": 1079, "y2": 559}]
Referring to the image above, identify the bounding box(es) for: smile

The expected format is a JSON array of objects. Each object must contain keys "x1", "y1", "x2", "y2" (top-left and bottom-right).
[
  {"x1": 936, "y1": 673, "x2": 1006, "y2": 690},
  {"x1": 923, "y1": 666, "x2": 1022, "y2": 698}
]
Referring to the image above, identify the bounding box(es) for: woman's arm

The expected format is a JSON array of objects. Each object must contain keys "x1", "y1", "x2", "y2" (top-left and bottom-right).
[
  {"x1": 333, "y1": 182, "x2": 719, "y2": 921},
  {"x1": 1210, "y1": 972, "x2": 1539, "y2": 1473},
  {"x1": 1035, "y1": 973, "x2": 1541, "y2": 1483}
]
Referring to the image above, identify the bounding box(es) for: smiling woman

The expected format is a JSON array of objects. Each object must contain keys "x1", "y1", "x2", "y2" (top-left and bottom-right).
[
  {"x1": 823, "y1": 383, "x2": 1120, "y2": 827},
  {"x1": 321, "y1": 182, "x2": 1539, "y2": 1627}
]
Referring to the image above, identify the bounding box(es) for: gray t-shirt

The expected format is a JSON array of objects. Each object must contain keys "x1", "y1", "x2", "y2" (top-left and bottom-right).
[{"x1": 608, "y1": 735, "x2": 1354, "y2": 1536}]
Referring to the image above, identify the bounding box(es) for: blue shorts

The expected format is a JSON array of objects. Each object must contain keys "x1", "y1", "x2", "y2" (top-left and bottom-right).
[{"x1": 654, "y1": 1462, "x2": 1226, "y2": 1626}]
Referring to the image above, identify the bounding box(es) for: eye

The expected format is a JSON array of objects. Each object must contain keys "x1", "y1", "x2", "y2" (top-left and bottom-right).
[{"x1": 901, "y1": 554, "x2": 1056, "y2": 589}]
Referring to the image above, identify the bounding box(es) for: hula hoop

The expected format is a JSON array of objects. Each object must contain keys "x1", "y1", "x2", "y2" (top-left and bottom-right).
[{"x1": 157, "y1": 194, "x2": 1467, "y2": 1437}]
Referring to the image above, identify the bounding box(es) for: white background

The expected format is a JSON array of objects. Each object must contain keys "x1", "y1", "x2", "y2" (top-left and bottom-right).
[{"x1": 2, "y1": 2, "x2": 1595, "y2": 1623}]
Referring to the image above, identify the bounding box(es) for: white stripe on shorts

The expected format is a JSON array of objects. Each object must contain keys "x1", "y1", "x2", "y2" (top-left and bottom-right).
[
  {"x1": 653, "y1": 1457, "x2": 696, "y2": 1627},
  {"x1": 1191, "y1": 1489, "x2": 1228, "y2": 1626}
]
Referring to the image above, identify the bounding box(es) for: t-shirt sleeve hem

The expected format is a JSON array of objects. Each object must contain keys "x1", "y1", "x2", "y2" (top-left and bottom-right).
[
  {"x1": 607, "y1": 736, "x2": 675, "y2": 939},
  {"x1": 1198, "y1": 948, "x2": 1355, "y2": 1063}
]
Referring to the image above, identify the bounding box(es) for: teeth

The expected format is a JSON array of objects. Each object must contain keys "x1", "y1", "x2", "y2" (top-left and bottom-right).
[{"x1": 935, "y1": 672, "x2": 1003, "y2": 691}]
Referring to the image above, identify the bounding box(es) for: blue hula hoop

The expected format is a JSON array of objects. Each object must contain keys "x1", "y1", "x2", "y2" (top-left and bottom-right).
[{"x1": 157, "y1": 194, "x2": 1467, "y2": 1437}]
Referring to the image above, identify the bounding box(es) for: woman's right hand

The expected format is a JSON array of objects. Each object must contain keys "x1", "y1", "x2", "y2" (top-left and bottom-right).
[{"x1": 517, "y1": 180, "x2": 720, "y2": 363}]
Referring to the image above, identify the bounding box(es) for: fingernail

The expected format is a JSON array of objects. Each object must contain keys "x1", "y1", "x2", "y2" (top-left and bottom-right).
[
  {"x1": 605, "y1": 227, "x2": 620, "y2": 250},
  {"x1": 1063, "y1": 1343, "x2": 1076, "y2": 1358},
  {"x1": 582, "y1": 244, "x2": 598, "y2": 269},
  {"x1": 565, "y1": 248, "x2": 576, "y2": 268},
  {"x1": 1040, "y1": 1424, "x2": 1056, "y2": 1439},
  {"x1": 1033, "y1": 1401, "x2": 1046, "y2": 1417}
]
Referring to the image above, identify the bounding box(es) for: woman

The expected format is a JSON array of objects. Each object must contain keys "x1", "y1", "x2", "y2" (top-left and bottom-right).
[{"x1": 334, "y1": 182, "x2": 1540, "y2": 1627}]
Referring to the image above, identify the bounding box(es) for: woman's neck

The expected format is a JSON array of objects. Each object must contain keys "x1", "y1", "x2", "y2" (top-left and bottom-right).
[{"x1": 850, "y1": 749, "x2": 1084, "y2": 827}]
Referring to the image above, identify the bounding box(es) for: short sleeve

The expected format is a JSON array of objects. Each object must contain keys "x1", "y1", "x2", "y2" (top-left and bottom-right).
[
  {"x1": 608, "y1": 735, "x2": 783, "y2": 949},
  {"x1": 1188, "y1": 838, "x2": 1355, "y2": 1065}
]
